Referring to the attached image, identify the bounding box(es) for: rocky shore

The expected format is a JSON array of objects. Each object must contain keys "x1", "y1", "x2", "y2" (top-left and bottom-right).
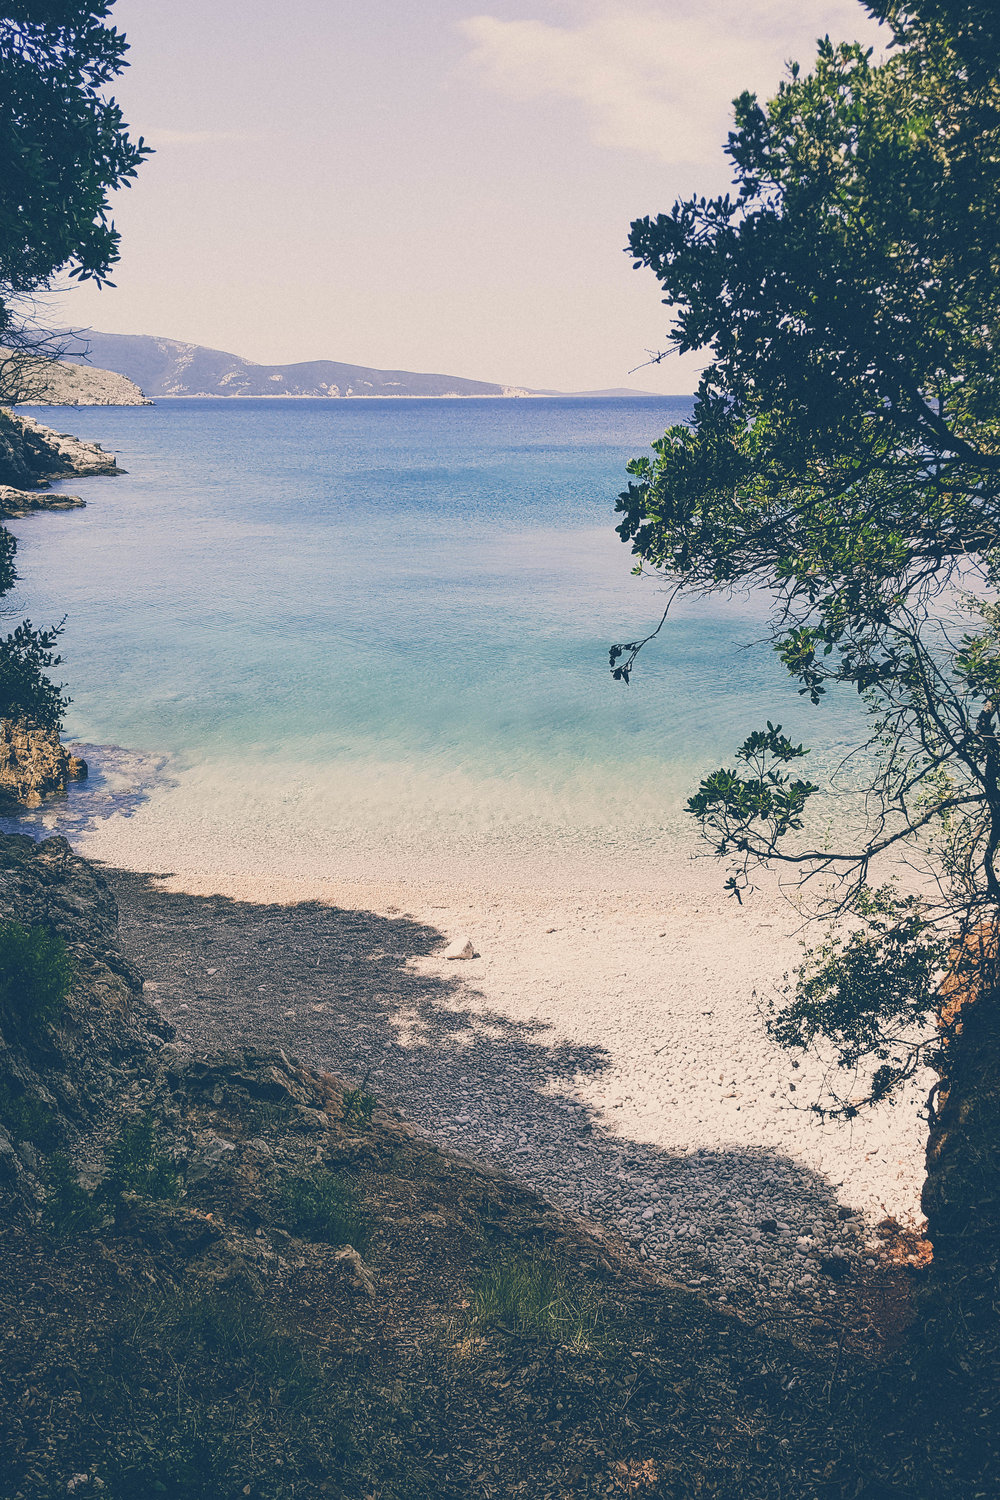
[
  {"x1": 0, "y1": 408, "x2": 116, "y2": 803},
  {"x1": 0, "y1": 720, "x2": 87, "y2": 806},
  {"x1": 0, "y1": 407, "x2": 121, "y2": 491}
]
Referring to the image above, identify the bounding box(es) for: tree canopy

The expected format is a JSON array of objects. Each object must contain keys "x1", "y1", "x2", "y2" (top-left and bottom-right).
[
  {"x1": 0, "y1": 2, "x2": 148, "y2": 384},
  {"x1": 0, "y1": 1, "x2": 145, "y2": 725},
  {"x1": 616, "y1": 0, "x2": 1000, "y2": 1108}
]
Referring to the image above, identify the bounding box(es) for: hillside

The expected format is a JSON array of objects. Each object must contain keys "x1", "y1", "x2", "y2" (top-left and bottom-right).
[
  {"x1": 63, "y1": 330, "x2": 535, "y2": 400},
  {"x1": 2, "y1": 350, "x2": 150, "y2": 406}
]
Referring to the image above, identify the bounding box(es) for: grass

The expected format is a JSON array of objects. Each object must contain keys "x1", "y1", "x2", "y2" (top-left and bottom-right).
[
  {"x1": 0, "y1": 919, "x2": 72, "y2": 1041},
  {"x1": 86, "y1": 1283, "x2": 352, "y2": 1499},
  {"x1": 279, "y1": 1167, "x2": 370, "y2": 1249},
  {"x1": 43, "y1": 1152, "x2": 102, "y2": 1235},
  {"x1": 471, "y1": 1251, "x2": 605, "y2": 1350},
  {"x1": 44, "y1": 1113, "x2": 180, "y2": 1236}
]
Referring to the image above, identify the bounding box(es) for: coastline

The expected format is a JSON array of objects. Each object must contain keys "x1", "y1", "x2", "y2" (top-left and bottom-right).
[{"x1": 0, "y1": 399, "x2": 931, "y2": 1324}]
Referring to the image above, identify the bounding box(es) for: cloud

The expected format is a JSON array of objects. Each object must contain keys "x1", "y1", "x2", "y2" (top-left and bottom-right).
[{"x1": 460, "y1": 2, "x2": 881, "y2": 163}]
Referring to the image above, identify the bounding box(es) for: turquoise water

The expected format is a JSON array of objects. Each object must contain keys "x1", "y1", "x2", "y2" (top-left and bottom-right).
[{"x1": 6, "y1": 398, "x2": 860, "y2": 885}]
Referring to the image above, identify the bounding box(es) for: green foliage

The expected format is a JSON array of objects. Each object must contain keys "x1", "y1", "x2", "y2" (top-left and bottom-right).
[
  {"x1": 616, "y1": 2, "x2": 1000, "y2": 1104},
  {"x1": 342, "y1": 1083, "x2": 377, "y2": 1129},
  {"x1": 0, "y1": 918, "x2": 72, "y2": 1040},
  {"x1": 279, "y1": 1167, "x2": 369, "y2": 1248},
  {"x1": 686, "y1": 723, "x2": 819, "y2": 867},
  {"x1": 0, "y1": 617, "x2": 69, "y2": 728},
  {"x1": 0, "y1": 5, "x2": 149, "y2": 299},
  {"x1": 0, "y1": 1075, "x2": 60, "y2": 1148},
  {"x1": 768, "y1": 888, "x2": 950, "y2": 1113},
  {"x1": 104, "y1": 1110, "x2": 180, "y2": 1202},
  {"x1": 0, "y1": 526, "x2": 16, "y2": 596},
  {"x1": 44, "y1": 1150, "x2": 101, "y2": 1235},
  {"x1": 471, "y1": 1252, "x2": 603, "y2": 1350}
]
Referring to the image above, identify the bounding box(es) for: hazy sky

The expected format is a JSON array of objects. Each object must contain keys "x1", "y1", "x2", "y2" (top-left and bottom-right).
[{"x1": 53, "y1": 1, "x2": 882, "y2": 392}]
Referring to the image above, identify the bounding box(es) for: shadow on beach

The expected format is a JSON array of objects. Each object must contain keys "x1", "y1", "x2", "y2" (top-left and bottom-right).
[{"x1": 107, "y1": 868, "x2": 917, "y2": 1351}]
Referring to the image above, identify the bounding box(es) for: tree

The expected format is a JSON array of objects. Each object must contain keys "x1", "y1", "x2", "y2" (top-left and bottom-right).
[
  {"x1": 0, "y1": 1, "x2": 147, "y2": 727},
  {"x1": 0, "y1": 2, "x2": 149, "y2": 395},
  {"x1": 614, "y1": 0, "x2": 1000, "y2": 1112}
]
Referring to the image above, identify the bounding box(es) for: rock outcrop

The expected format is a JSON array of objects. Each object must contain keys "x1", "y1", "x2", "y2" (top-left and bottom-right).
[
  {"x1": 922, "y1": 982, "x2": 1000, "y2": 1361},
  {"x1": 0, "y1": 406, "x2": 120, "y2": 491},
  {"x1": 0, "y1": 720, "x2": 87, "y2": 806},
  {"x1": 0, "y1": 485, "x2": 85, "y2": 518}
]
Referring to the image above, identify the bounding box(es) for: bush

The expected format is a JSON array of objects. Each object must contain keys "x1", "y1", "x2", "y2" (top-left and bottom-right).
[
  {"x1": 0, "y1": 1075, "x2": 60, "y2": 1148},
  {"x1": 0, "y1": 618, "x2": 69, "y2": 729},
  {"x1": 279, "y1": 1168, "x2": 369, "y2": 1249},
  {"x1": 471, "y1": 1252, "x2": 603, "y2": 1349},
  {"x1": 104, "y1": 1111, "x2": 180, "y2": 1202},
  {"x1": 44, "y1": 1151, "x2": 101, "y2": 1235},
  {"x1": 0, "y1": 919, "x2": 72, "y2": 1040}
]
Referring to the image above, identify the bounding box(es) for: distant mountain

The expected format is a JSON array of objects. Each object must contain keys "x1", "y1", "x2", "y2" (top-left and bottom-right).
[
  {"x1": 62, "y1": 331, "x2": 535, "y2": 400},
  {"x1": 553, "y1": 386, "x2": 667, "y2": 398}
]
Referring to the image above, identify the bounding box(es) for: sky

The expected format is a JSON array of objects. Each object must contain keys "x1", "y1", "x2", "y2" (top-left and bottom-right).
[{"x1": 53, "y1": 1, "x2": 883, "y2": 393}]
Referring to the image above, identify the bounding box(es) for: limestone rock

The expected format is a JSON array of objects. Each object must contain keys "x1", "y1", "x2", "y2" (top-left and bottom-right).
[
  {"x1": 331, "y1": 1244, "x2": 376, "y2": 1295},
  {"x1": 0, "y1": 407, "x2": 120, "y2": 490},
  {"x1": 0, "y1": 718, "x2": 74, "y2": 803},
  {"x1": 442, "y1": 935, "x2": 475, "y2": 960},
  {"x1": 0, "y1": 484, "x2": 85, "y2": 517}
]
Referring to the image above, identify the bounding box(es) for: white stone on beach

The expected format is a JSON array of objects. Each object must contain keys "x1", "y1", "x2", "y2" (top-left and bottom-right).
[{"x1": 443, "y1": 935, "x2": 475, "y2": 960}]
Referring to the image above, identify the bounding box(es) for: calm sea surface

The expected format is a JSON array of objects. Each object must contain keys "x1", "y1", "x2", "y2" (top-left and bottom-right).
[{"x1": 6, "y1": 397, "x2": 861, "y2": 886}]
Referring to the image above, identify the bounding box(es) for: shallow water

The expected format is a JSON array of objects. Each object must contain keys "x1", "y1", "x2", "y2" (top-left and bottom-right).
[{"x1": 6, "y1": 397, "x2": 863, "y2": 885}]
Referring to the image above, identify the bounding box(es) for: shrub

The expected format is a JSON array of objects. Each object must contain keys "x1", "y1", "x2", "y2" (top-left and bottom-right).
[
  {"x1": 44, "y1": 1151, "x2": 101, "y2": 1235},
  {"x1": 279, "y1": 1168, "x2": 369, "y2": 1249},
  {"x1": 104, "y1": 1111, "x2": 180, "y2": 1201},
  {"x1": 0, "y1": 1075, "x2": 60, "y2": 1148},
  {"x1": 471, "y1": 1252, "x2": 603, "y2": 1349},
  {"x1": 0, "y1": 920, "x2": 72, "y2": 1040},
  {"x1": 342, "y1": 1085, "x2": 377, "y2": 1129},
  {"x1": 0, "y1": 618, "x2": 69, "y2": 728}
]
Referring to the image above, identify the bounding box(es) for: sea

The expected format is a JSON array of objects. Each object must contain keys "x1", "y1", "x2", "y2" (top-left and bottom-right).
[{"x1": 3, "y1": 396, "x2": 862, "y2": 889}]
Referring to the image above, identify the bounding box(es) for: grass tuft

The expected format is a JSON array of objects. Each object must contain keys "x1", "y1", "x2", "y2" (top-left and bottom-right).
[
  {"x1": 104, "y1": 1110, "x2": 181, "y2": 1201},
  {"x1": 471, "y1": 1251, "x2": 604, "y2": 1349},
  {"x1": 44, "y1": 1151, "x2": 102, "y2": 1235},
  {"x1": 279, "y1": 1167, "x2": 369, "y2": 1249},
  {"x1": 342, "y1": 1085, "x2": 377, "y2": 1129},
  {"x1": 88, "y1": 1283, "x2": 352, "y2": 1499},
  {"x1": 0, "y1": 1075, "x2": 60, "y2": 1149}
]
